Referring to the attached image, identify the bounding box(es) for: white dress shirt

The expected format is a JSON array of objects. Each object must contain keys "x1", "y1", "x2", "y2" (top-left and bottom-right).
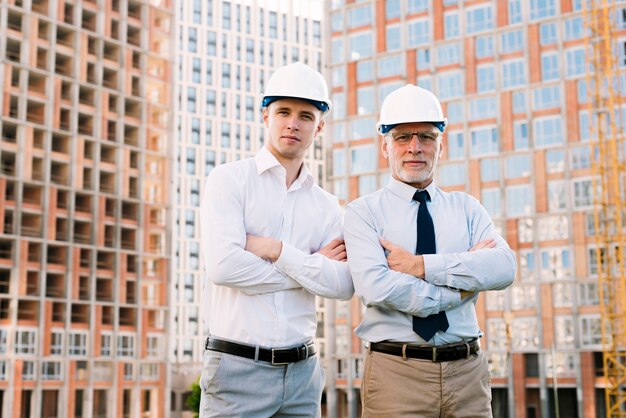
[
  {"x1": 344, "y1": 177, "x2": 516, "y2": 345},
  {"x1": 200, "y1": 146, "x2": 354, "y2": 347}
]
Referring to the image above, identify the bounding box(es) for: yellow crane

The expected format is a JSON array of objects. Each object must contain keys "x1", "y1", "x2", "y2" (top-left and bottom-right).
[{"x1": 583, "y1": 1, "x2": 626, "y2": 416}]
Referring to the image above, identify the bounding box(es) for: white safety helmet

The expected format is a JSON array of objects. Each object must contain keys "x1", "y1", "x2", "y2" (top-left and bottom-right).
[
  {"x1": 261, "y1": 62, "x2": 332, "y2": 112},
  {"x1": 377, "y1": 84, "x2": 447, "y2": 134}
]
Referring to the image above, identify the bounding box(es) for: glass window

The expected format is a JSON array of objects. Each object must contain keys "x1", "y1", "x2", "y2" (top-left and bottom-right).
[
  {"x1": 68, "y1": 332, "x2": 87, "y2": 356},
  {"x1": 579, "y1": 282, "x2": 600, "y2": 306},
  {"x1": 357, "y1": 87, "x2": 375, "y2": 115},
  {"x1": 530, "y1": 0, "x2": 557, "y2": 21},
  {"x1": 386, "y1": 26, "x2": 402, "y2": 51},
  {"x1": 358, "y1": 175, "x2": 378, "y2": 196},
  {"x1": 480, "y1": 158, "x2": 500, "y2": 182},
  {"x1": 506, "y1": 185, "x2": 534, "y2": 217},
  {"x1": 519, "y1": 249, "x2": 536, "y2": 280},
  {"x1": 15, "y1": 329, "x2": 37, "y2": 354},
  {"x1": 446, "y1": 101, "x2": 463, "y2": 125},
  {"x1": 378, "y1": 55, "x2": 404, "y2": 78},
  {"x1": 500, "y1": 30, "x2": 524, "y2": 53},
  {"x1": 541, "y1": 53, "x2": 559, "y2": 80},
  {"x1": 537, "y1": 215, "x2": 569, "y2": 241},
  {"x1": 438, "y1": 163, "x2": 467, "y2": 186},
  {"x1": 51, "y1": 331, "x2": 64, "y2": 356},
  {"x1": 539, "y1": 22, "x2": 558, "y2": 45},
  {"x1": 469, "y1": 97, "x2": 497, "y2": 120},
  {"x1": 547, "y1": 180, "x2": 569, "y2": 212},
  {"x1": 447, "y1": 131, "x2": 464, "y2": 160},
  {"x1": 350, "y1": 145, "x2": 376, "y2": 174},
  {"x1": 512, "y1": 91, "x2": 527, "y2": 113},
  {"x1": 476, "y1": 35, "x2": 494, "y2": 58},
  {"x1": 408, "y1": 19, "x2": 431, "y2": 46},
  {"x1": 482, "y1": 188, "x2": 501, "y2": 217},
  {"x1": 470, "y1": 126, "x2": 499, "y2": 156},
  {"x1": 554, "y1": 316, "x2": 575, "y2": 348},
  {"x1": 348, "y1": 4, "x2": 372, "y2": 28},
  {"x1": 511, "y1": 317, "x2": 539, "y2": 349},
  {"x1": 505, "y1": 154, "x2": 531, "y2": 178},
  {"x1": 573, "y1": 178, "x2": 594, "y2": 208},
  {"x1": 566, "y1": 48, "x2": 586, "y2": 77},
  {"x1": 509, "y1": 0, "x2": 522, "y2": 24},
  {"x1": 564, "y1": 17, "x2": 583, "y2": 41},
  {"x1": 552, "y1": 283, "x2": 573, "y2": 307},
  {"x1": 333, "y1": 149, "x2": 346, "y2": 176},
  {"x1": 580, "y1": 315, "x2": 602, "y2": 347},
  {"x1": 408, "y1": 0, "x2": 429, "y2": 13},
  {"x1": 546, "y1": 149, "x2": 565, "y2": 173},
  {"x1": 571, "y1": 146, "x2": 592, "y2": 170},
  {"x1": 386, "y1": 0, "x2": 400, "y2": 19},
  {"x1": 333, "y1": 92, "x2": 346, "y2": 119},
  {"x1": 416, "y1": 49, "x2": 431, "y2": 70},
  {"x1": 350, "y1": 117, "x2": 376, "y2": 140},
  {"x1": 349, "y1": 32, "x2": 373, "y2": 60},
  {"x1": 444, "y1": 12, "x2": 460, "y2": 38},
  {"x1": 357, "y1": 60, "x2": 374, "y2": 82},
  {"x1": 477, "y1": 65, "x2": 496, "y2": 93},
  {"x1": 502, "y1": 60, "x2": 526, "y2": 88},
  {"x1": 534, "y1": 116, "x2": 563, "y2": 147},
  {"x1": 466, "y1": 5, "x2": 494, "y2": 34},
  {"x1": 514, "y1": 121, "x2": 528, "y2": 149},
  {"x1": 512, "y1": 285, "x2": 537, "y2": 310},
  {"x1": 436, "y1": 71, "x2": 464, "y2": 99},
  {"x1": 436, "y1": 43, "x2": 461, "y2": 67},
  {"x1": 533, "y1": 85, "x2": 561, "y2": 110},
  {"x1": 331, "y1": 38, "x2": 344, "y2": 64}
]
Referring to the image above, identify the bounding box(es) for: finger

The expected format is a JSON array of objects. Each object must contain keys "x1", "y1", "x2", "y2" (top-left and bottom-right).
[{"x1": 379, "y1": 237, "x2": 392, "y2": 249}]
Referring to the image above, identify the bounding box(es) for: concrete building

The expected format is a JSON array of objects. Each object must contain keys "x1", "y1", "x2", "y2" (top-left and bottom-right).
[
  {"x1": 0, "y1": 0, "x2": 173, "y2": 416},
  {"x1": 169, "y1": 1, "x2": 327, "y2": 416},
  {"x1": 325, "y1": 0, "x2": 626, "y2": 417}
]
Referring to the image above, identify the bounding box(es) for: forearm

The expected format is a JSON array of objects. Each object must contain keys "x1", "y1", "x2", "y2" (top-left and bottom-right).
[
  {"x1": 423, "y1": 246, "x2": 516, "y2": 291},
  {"x1": 275, "y1": 243, "x2": 354, "y2": 300}
]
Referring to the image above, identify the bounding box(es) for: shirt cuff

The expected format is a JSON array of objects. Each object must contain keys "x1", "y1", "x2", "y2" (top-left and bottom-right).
[
  {"x1": 422, "y1": 254, "x2": 447, "y2": 285},
  {"x1": 274, "y1": 242, "x2": 304, "y2": 277}
]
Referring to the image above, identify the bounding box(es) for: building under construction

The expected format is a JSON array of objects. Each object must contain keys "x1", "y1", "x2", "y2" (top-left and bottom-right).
[{"x1": 325, "y1": 0, "x2": 626, "y2": 417}]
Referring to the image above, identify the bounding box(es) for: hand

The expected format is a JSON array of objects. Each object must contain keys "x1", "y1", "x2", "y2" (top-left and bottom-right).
[
  {"x1": 469, "y1": 239, "x2": 495, "y2": 251},
  {"x1": 380, "y1": 238, "x2": 424, "y2": 278},
  {"x1": 317, "y1": 238, "x2": 347, "y2": 262},
  {"x1": 245, "y1": 235, "x2": 282, "y2": 262}
]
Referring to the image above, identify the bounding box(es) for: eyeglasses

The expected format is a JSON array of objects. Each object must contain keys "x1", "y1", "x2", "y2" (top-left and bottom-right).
[{"x1": 387, "y1": 131, "x2": 440, "y2": 145}]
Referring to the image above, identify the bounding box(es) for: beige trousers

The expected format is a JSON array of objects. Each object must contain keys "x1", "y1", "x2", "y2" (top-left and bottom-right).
[{"x1": 361, "y1": 349, "x2": 492, "y2": 418}]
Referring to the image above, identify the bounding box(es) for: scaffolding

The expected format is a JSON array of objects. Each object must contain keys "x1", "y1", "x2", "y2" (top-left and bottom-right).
[{"x1": 583, "y1": 0, "x2": 626, "y2": 416}]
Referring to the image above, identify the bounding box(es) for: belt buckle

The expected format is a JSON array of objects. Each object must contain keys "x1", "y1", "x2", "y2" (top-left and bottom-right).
[
  {"x1": 432, "y1": 346, "x2": 437, "y2": 362},
  {"x1": 271, "y1": 348, "x2": 289, "y2": 366}
]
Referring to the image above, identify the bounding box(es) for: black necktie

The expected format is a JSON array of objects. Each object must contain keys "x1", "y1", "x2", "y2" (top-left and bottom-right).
[{"x1": 412, "y1": 190, "x2": 449, "y2": 341}]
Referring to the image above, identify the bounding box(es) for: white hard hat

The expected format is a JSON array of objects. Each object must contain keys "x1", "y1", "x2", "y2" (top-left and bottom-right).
[
  {"x1": 262, "y1": 62, "x2": 332, "y2": 112},
  {"x1": 377, "y1": 84, "x2": 447, "y2": 134}
]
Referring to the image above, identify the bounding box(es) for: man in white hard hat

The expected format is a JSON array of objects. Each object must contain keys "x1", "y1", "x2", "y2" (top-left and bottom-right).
[
  {"x1": 344, "y1": 84, "x2": 516, "y2": 417},
  {"x1": 199, "y1": 62, "x2": 354, "y2": 417}
]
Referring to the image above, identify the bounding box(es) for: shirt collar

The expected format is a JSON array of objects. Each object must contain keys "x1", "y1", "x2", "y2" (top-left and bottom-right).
[
  {"x1": 255, "y1": 146, "x2": 314, "y2": 189},
  {"x1": 387, "y1": 176, "x2": 438, "y2": 202}
]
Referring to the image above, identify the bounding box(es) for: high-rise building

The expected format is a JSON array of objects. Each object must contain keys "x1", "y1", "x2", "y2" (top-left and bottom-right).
[
  {"x1": 326, "y1": 0, "x2": 626, "y2": 417},
  {"x1": 0, "y1": 0, "x2": 173, "y2": 416},
  {"x1": 170, "y1": 1, "x2": 327, "y2": 416}
]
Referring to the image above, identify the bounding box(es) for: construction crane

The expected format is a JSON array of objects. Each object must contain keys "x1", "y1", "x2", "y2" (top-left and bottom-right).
[{"x1": 583, "y1": 1, "x2": 626, "y2": 416}]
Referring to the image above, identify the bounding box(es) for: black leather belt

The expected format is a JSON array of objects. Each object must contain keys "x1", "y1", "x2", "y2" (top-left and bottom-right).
[
  {"x1": 370, "y1": 339, "x2": 479, "y2": 362},
  {"x1": 205, "y1": 337, "x2": 316, "y2": 366}
]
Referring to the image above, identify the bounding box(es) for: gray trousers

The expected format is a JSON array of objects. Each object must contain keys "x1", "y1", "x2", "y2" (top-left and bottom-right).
[{"x1": 200, "y1": 349, "x2": 325, "y2": 418}]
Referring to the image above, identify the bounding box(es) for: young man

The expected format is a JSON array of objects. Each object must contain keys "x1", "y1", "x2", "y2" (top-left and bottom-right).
[
  {"x1": 344, "y1": 84, "x2": 516, "y2": 417},
  {"x1": 199, "y1": 62, "x2": 354, "y2": 417}
]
